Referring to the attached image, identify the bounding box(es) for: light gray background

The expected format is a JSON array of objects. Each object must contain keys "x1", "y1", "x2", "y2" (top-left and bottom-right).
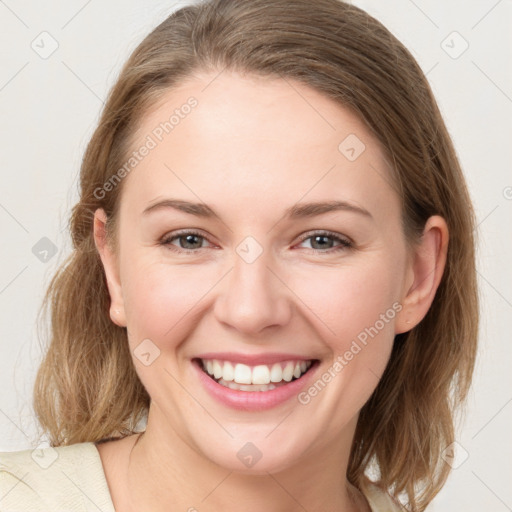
[{"x1": 0, "y1": 1, "x2": 511, "y2": 510}]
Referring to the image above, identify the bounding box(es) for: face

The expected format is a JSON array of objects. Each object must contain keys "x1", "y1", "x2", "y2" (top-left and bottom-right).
[{"x1": 96, "y1": 71, "x2": 417, "y2": 474}]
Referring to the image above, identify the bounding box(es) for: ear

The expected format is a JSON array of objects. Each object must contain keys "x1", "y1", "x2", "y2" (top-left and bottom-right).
[
  {"x1": 395, "y1": 215, "x2": 449, "y2": 334},
  {"x1": 93, "y1": 208, "x2": 126, "y2": 327}
]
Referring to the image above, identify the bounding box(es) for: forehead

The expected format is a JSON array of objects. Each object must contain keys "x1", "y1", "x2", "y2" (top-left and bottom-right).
[{"x1": 120, "y1": 70, "x2": 399, "y2": 222}]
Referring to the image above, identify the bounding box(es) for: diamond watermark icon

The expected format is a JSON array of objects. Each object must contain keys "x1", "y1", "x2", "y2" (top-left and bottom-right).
[
  {"x1": 31, "y1": 444, "x2": 59, "y2": 469},
  {"x1": 236, "y1": 236, "x2": 263, "y2": 264},
  {"x1": 441, "y1": 31, "x2": 469, "y2": 59},
  {"x1": 338, "y1": 134, "x2": 366, "y2": 162},
  {"x1": 441, "y1": 441, "x2": 469, "y2": 469},
  {"x1": 237, "y1": 442, "x2": 263, "y2": 468},
  {"x1": 133, "y1": 338, "x2": 161, "y2": 366},
  {"x1": 32, "y1": 237, "x2": 58, "y2": 263},
  {"x1": 31, "y1": 31, "x2": 59, "y2": 59}
]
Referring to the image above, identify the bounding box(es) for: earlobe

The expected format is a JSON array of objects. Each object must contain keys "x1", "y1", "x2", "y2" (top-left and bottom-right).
[
  {"x1": 93, "y1": 208, "x2": 127, "y2": 327},
  {"x1": 395, "y1": 215, "x2": 449, "y2": 334}
]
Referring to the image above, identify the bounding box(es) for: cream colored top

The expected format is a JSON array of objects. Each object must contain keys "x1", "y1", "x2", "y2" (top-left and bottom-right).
[{"x1": 0, "y1": 442, "x2": 402, "y2": 511}]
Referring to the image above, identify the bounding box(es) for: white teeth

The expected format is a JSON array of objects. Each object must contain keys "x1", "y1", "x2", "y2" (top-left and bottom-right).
[
  {"x1": 223, "y1": 361, "x2": 234, "y2": 381},
  {"x1": 219, "y1": 378, "x2": 277, "y2": 392},
  {"x1": 282, "y1": 362, "x2": 294, "y2": 382},
  {"x1": 270, "y1": 363, "x2": 283, "y2": 383},
  {"x1": 252, "y1": 365, "x2": 270, "y2": 385},
  {"x1": 234, "y1": 363, "x2": 252, "y2": 384},
  {"x1": 201, "y1": 358, "x2": 313, "y2": 386},
  {"x1": 213, "y1": 360, "x2": 223, "y2": 379}
]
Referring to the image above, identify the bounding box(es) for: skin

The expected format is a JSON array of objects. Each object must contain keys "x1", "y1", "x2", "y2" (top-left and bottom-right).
[{"x1": 93, "y1": 70, "x2": 448, "y2": 512}]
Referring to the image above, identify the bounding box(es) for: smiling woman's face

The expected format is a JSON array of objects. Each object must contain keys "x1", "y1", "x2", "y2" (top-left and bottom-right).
[{"x1": 95, "y1": 70, "x2": 418, "y2": 474}]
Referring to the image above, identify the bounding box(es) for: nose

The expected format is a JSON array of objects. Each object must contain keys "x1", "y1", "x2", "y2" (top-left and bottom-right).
[{"x1": 213, "y1": 247, "x2": 292, "y2": 336}]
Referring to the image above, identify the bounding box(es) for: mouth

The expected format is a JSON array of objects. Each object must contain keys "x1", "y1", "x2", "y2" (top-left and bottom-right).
[{"x1": 193, "y1": 357, "x2": 318, "y2": 392}]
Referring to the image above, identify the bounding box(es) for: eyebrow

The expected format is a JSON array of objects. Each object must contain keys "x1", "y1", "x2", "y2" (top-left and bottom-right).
[{"x1": 142, "y1": 198, "x2": 373, "y2": 220}]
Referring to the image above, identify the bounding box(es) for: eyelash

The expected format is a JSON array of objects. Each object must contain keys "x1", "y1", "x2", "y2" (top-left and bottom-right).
[{"x1": 159, "y1": 229, "x2": 353, "y2": 255}]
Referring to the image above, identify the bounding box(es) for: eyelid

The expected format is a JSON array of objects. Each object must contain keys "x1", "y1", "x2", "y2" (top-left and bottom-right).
[
  {"x1": 295, "y1": 229, "x2": 352, "y2": 246},
  {"x1": 159, "y1": 228, "x2": 353, "y2": 254},
  {"x1": 160, "y1": 228, "x2": 215, "y2": 250}
]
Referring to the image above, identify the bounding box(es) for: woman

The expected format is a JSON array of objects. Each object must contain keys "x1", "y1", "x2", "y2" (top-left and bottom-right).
[{"x1": 0, "y1": 0, "x2": 478, "y2": 510}]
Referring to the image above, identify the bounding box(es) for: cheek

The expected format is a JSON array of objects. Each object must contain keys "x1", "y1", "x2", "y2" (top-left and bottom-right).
[
  {"x1": 291, "y1": 257, "x2": 403, "y2": 345},
  {"x1": 119, "y1": 258, "x2": 218, "y2": 397},
  {"x1": 292, "y1": 262, "x2": 401, "y2": 419},
  {"x1": 121, "y1": 256, "x2": 216, "y2": 342}
]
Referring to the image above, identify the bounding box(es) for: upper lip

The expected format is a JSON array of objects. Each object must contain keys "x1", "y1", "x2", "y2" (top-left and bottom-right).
[{"x1": 194, "y1": 352, "x2": 318, "y2": 366}]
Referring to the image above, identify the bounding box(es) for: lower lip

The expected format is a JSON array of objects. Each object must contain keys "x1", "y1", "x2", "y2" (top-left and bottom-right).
[{"x1": 192, "y1": 359, "x2": 320, "y2": 411}]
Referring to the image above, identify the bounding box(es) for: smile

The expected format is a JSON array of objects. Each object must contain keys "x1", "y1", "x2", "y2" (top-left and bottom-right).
[
  {"x1": 192, "y1": 356, "x2": 319, "y2": 410},
  {"x1": 199, "y1": 358, "x2": 314, "y2": 391}
]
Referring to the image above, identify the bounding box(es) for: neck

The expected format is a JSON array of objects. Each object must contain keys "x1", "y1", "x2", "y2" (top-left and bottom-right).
[{"x1": 123, "y1": 406, "x2": 369, "y2": 512}]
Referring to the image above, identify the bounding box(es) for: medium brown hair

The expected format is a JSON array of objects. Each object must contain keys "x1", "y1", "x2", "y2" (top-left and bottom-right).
[{"x1": 33, "y1": 1, "x2": 479, "y2": 510}]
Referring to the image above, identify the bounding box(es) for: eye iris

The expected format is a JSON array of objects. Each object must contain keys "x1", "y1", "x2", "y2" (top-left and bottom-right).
[
  {"x1": 180, "y1": 234, "x2": 203, "y2": 249},
  {"x1": 311, "y1": 235, "x2": 333, "y2": 250},
  {"x1": 170, "y1": 233, "x2": 345, "y2": 251}
]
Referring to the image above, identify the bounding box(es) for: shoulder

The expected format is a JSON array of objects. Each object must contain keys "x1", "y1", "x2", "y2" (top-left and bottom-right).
[
  {"x1": 360, "y1": 478, "x2": 404, "y2": 512},
  {"x1": 0, "y1": 442, "x2": 114, "y2": 512}
]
